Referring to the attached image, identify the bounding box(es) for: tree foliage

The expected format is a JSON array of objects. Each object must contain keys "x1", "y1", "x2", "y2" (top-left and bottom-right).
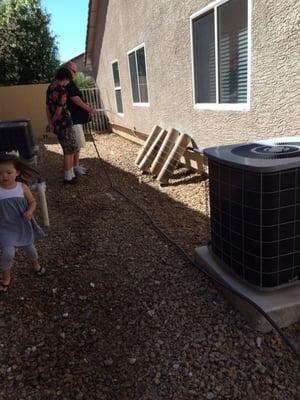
[
  {"x1": 0, "y1": 0, "x2": 60, "y2": 86},
  {"x1": 73, "y1": 72, "x2": 95, "y2": 89}
]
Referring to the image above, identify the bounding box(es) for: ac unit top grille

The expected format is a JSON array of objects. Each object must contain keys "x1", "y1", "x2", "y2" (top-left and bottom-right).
[
  {"x1": 204, "y1": 137, "x2": 300, "y2": 172},
  {"x1": 232, "y1": 144, "x2": 300, "y2": 159}
]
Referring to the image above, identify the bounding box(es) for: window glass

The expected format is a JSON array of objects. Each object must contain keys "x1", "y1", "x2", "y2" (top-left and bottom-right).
[
  {"x1": 112, "y1": 61, "x2": 123, "y2": 113},
  {"x1": 192, "y1": 0, "x2": 248, "y2": 105},
  {"x1": 193, "y1": 11, "x2": 216, "y2": 103},
  {"x1": 129, "y1": 52, "x2": 140, "y2": 102},
  {"x1": 136, "y1": 47, "x2": 149, "y2": 102},
  {"x1": 112, "y1": 62, "x2": 120, "y2": 87},
  {"x1": 218, "y1": 0, "x2": 248, "y2": 103},
  {"x1": 115, "y1": 89, "x2": 123, "y2": 113}
]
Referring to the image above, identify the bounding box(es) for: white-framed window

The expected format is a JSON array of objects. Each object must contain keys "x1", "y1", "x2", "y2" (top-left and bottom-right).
[
  {"x1": 112, "y1": 60, "x2": 123, "y2": 114},
  {"x1": 191, "y1": 0, "x2": 250, "y2": 110},
  {"x1": 127, "y1": 44, "x2": 149, "y2": 106}
]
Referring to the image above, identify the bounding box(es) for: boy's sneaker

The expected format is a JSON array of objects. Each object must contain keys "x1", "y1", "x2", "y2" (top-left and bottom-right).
[
  {"x1": 63, "y1": 177, "x2": 78, "y2": 185},
  {"x1": 74, "y1": 166, "x2": 88, "y2": 176}
]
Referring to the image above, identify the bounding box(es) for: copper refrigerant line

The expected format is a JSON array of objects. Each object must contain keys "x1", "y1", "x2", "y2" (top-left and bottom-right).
[{"x1": 89, "y1": 128, "x2": 300, "y2": 360}]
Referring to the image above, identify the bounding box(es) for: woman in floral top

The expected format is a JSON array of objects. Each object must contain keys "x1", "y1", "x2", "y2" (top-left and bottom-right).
[{"x1": 46, "y1": 67, "x2": 78, "y2": 184}]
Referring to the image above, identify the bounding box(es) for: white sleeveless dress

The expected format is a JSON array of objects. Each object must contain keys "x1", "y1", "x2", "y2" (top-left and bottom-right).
[{"x1": 0, "y1": 182, "x2": 44, "y2": 247}]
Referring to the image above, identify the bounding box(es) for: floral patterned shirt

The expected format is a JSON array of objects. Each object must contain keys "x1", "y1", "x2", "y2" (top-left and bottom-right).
[{"x1": 46, "y1": 81, "x2": 72, "y2": 135}]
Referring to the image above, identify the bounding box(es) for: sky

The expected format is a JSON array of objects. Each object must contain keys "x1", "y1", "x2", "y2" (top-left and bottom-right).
[{"x1": 40, "y1": 0, "x2": 89, "y2": 63}]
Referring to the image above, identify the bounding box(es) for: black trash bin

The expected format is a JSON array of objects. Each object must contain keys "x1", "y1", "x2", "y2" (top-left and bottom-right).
[{"x1": 0, "y1": 119, "x2": 37, "y2": 161}]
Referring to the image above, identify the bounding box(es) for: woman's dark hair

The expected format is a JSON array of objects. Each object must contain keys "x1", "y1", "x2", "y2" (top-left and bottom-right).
[
  {"x1": 0, "y1": 153, "x2": 40, "y2": 184},
  {"x1": 55, "y1": 67, "x2": 72, "y2": 82}
]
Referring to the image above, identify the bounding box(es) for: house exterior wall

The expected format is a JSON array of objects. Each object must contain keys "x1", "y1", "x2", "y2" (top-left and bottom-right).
[
  {"x1": 92, "y1": 0, "x2": 300, "y2": 148},
  {"x1": 0, "y1": 84, "x2": 49, "y2": 138}
]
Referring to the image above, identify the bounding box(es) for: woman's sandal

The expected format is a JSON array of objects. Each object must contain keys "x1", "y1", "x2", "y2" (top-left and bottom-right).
[
  {"x1": 35, "y1": 266, "x2": 46, "y2": 276},
  {"x1": 0, "y1": 282, "x2": 10, "y2": 294}
]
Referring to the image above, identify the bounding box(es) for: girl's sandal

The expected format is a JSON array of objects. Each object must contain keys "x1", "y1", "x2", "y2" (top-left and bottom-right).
[
  {"x1": 35, "y1": 266, "x2": 46, "y2": 276},
  {"x1": 0, "y1": 283, "x2": 10, "y2": 295}
]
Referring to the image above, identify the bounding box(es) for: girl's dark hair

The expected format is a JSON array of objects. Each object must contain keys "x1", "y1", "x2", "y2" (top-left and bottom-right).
[
  {"x1": 0, "y1": 153, "x2": 40, "y2": 184},
  {"x1": 55, "y1": 67, "x2": 72, "y2": 81}
]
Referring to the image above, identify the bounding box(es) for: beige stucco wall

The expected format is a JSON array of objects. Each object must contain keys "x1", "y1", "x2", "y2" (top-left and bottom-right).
[
  {"x1": 0, "y1": 83, "x2": 49, "y2": 138},
  {"x1": 92, "y1": 0, "x2": 300, "y2": 148}
]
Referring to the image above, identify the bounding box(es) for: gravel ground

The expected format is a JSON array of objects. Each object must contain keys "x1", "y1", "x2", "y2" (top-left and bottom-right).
[{"x1": 0, "y1": 132, "x2": 299, "y2": 400}]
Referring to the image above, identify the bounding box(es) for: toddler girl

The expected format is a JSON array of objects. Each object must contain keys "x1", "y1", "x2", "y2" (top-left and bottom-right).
[{"x1": 0, "y1": 154, "x2": 45, "y2": 294}]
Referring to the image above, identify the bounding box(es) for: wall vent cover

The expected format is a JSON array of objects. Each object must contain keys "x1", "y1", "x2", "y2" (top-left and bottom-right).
[{"x1": 204, "y1": 137, "x2": 300, "y2": 289}]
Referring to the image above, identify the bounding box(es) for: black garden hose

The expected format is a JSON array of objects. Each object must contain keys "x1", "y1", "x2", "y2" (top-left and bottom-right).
[{"x1": 90, "y1": 131, "x2": 300, "y2": 361}]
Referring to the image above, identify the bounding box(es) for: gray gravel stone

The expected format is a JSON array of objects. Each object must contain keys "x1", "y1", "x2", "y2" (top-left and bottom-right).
[{"x1": 0, "y1": 134, "x2": 298, "y2": 400}]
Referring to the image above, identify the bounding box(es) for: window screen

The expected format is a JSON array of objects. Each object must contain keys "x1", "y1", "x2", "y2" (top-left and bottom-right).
[
  {"x1": 115, "y1": 89, "x2": 123, "y2": 113},
  {"x1": 112, "y1": 61, "x2": 123, "y2": 113},
  {"x1": 112, "y1": 62, "x2": 120, "y2": 87},
  {"x1": 192, "y1": 0, "x2": 248, "y2": 105},
  {"x1": 218, "y1": 0, "x2": 248, "y2": 103},
  {"x1": 193, "y1": 11, "x2": 216, "y2": 103},
  {"x1": 128, "y1": 46, "x2": 149, "y2": 103},
  {"x1": 136, "y1": 47, "x2": 149, "y2": 102}
]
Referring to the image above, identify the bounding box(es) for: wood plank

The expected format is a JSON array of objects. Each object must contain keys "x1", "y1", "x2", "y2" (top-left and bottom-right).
[{"x1": 111, "y1": 124, "x2": 205, "y2": 173}]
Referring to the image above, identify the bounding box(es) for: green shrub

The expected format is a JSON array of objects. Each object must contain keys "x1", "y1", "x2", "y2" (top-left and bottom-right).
[{"x1": 73, "y1": 72, "x2": 95, "y2": 89}]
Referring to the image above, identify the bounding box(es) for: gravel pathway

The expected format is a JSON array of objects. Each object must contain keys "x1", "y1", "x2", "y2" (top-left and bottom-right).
[{"x1": 0, "y1": 132, "x2": 299, "y2": 399}]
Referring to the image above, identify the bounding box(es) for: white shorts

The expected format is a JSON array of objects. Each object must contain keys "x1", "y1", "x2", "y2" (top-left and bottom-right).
[{"x1": 73, "y1": 124, "x2": 86, "y2": 148}]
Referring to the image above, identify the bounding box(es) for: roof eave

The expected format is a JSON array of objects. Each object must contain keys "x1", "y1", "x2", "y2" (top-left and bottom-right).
[{"x1": 84, "y1": 0, "x2": 99, "y2": 68}]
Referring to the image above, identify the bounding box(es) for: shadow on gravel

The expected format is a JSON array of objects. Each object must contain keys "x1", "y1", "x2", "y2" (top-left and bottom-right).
[
  {"x1": 167, "y1": 174, "x2": 208, "y2": 187},
  {"x1": 39, "y1": 136, "x2": 211, "y2": 255}
]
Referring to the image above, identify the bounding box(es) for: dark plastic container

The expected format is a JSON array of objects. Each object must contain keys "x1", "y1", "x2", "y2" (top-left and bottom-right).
[{"x1": 0, "y1": 119, "x2": 37, "y2": 160}]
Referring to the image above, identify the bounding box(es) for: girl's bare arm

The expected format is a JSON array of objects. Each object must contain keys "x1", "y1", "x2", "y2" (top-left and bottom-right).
[{"x1": 22, "y1": 184, "x2": 37, "y2": 221}]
